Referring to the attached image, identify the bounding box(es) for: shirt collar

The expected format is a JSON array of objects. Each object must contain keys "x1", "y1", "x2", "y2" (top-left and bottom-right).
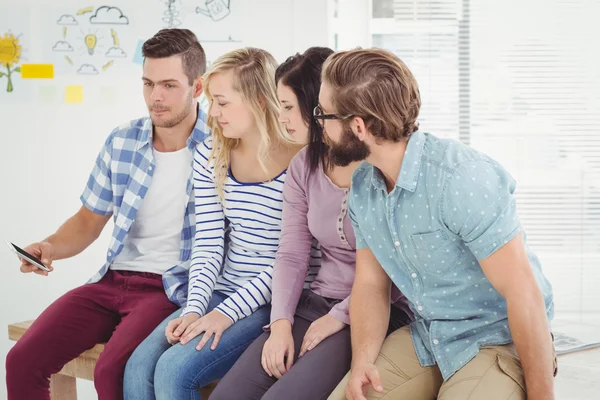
[
  {"x1": 139, "y1": 103, "x2": 211, "y2": 150},
  {"x1": 187, "y1": 106, "x2": 211, "y2": 149},
  {"x1": 370, "y1": 130, "x2": 426, "y2": 193}
]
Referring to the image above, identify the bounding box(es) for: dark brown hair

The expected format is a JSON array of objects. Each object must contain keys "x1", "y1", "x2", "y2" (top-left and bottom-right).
[
  {"x1": 276, "y1": 47, "x2": 334, "y2": 173},
  {"x1": 322, "y1": 48, "x2": 421, "y2": 142},
  {"x1": 142, "y1": 29, "x2": 206, "y2": 85}
]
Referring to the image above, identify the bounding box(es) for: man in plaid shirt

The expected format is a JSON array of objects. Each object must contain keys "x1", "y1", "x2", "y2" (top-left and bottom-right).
[{"x1": 6, "y1": 29, "x2": 210, "y2": 400}]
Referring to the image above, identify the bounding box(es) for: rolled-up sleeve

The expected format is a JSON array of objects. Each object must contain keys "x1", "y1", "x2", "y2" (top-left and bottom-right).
[{"x1": 441, "y1": 160, "x2": 522, "y2": 260}]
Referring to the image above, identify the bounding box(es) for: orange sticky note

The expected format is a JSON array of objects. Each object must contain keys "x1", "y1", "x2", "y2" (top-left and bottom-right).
[
  {"x1": 20, "y1": 64, "x2": 54, "y2": 79},
  {"x1": 65, "y1": 85, "x2": 83, "y2": 104}
]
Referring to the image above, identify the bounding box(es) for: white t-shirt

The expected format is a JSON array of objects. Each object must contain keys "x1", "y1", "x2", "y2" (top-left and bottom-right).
[{"x1": 111, "y1": 146, "x2": 192, "y2": 275}]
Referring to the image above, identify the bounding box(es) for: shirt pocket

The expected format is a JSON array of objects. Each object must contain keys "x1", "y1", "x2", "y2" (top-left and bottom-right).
[{"x1": 410, "y1": 229, "x2": 463, "y2": 275}]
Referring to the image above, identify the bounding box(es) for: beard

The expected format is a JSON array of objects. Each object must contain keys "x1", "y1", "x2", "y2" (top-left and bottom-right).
[
  {"x1": 328, "y1": 123, "x2": 370, "y2": 166},
  {"x1": 149, "y1": 91, "x2": 194, "y2": 128}
]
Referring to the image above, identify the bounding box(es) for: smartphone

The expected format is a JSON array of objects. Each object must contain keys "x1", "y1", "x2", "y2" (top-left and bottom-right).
[{"x1": 6, "y1": 241, "x2": 51, "y2": 272}]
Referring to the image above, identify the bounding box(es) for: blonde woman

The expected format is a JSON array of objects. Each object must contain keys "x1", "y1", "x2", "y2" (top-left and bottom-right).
[{"x1": 123, "y1": 47, "x2": 301, "y2": 400}]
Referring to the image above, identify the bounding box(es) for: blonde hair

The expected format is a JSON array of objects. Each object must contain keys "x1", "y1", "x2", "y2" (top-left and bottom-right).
[
  {"x1": 322, "y1": 48, "x2": 421, "y2": 142},
  {"x1": 203, "y1": 47, "x2": 292, "y2": 200}
]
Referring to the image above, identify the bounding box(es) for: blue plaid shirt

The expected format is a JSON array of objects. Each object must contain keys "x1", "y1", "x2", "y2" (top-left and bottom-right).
[
  {"x1": 349, "y1": 130, "x2": 554, "y2": 380},
  {"x1": 81, "y1": 107, "x2": 210, "y2": 306}
]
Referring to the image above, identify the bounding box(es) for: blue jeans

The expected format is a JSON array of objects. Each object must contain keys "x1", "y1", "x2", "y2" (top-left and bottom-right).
[{"x1": 123, "y1": 291, "x2": 271, "y2": 400}]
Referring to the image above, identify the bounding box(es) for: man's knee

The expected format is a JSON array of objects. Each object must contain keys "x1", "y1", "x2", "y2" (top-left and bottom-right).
[
  {"x1": 6, "y1": 340, "x2": 47, "y2": 383},
  {"x1": 6, "y1": 343, "x2": 30, "y2": 381},
  {"x1": 438, "y1": 346, "x2": 525, "y2": 400}
]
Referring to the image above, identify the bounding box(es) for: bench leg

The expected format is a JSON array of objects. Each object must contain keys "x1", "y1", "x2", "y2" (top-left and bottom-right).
[{"x1": 50, "y1": 374, "x2": 77, "y2": 400}]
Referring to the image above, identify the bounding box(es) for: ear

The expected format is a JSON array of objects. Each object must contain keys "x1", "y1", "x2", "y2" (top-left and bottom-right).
[
  {"x1": 350, "y1": 116, "x2": 368, "y2": 142},
  {"x1": 192, "y1": 76, "x2": 203, "y2": 98}
]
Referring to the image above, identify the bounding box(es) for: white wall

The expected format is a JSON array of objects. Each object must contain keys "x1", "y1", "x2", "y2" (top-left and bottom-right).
[{"x1": 0, "y1": 1, "x2": 330, "y2": 398}]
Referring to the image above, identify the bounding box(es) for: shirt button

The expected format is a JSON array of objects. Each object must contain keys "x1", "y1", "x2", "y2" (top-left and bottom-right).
[
  {"x1": 148, "y1": 166, "x2": 153, "y2": 171},
  {"x1": 411, "y1": 273, "x2": 417, "y2": 278},
  {"x1": 417, "y1": 306, "x2": 423, "y2": 311},
  {"x1": 108, "y1": 251, "x2": 112, "y2": 256},
  {"x1": 394, "y1": 241, "x2": 400, "y2": 247},
  {"x1": 433, "y1": 339, "x2": 439, "y2": 345}
]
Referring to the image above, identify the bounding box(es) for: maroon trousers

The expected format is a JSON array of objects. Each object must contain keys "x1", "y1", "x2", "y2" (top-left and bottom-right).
[{"x1": 6, "y1": 270, "x2": 179, "y2": 400}]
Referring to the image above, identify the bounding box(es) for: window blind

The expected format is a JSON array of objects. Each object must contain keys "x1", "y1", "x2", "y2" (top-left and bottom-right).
[{"x1": 337, "y1": 0, "x2": 600, "y2": 319}]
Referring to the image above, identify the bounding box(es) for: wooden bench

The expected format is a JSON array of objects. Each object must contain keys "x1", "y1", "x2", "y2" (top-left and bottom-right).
[
  {"x1": 11, "y1": 319, "x2": 600, "y2": 399},
  {"x1": 8, "y1": 320, "x2": 217, "y2": 399}
]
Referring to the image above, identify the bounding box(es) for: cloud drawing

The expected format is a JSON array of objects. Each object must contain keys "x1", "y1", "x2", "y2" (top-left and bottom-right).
[
  {"x1": 105, "y1": 46, "x2": 127, "y2": 58},
  {"x1": 77, "y1": 64, "x2": 99, "y2": 75},
  {"x1": 57, "y1": 14, "x2": 78, "y2": 25},
  {"x1": 90, "y1": 6, "x2": 129, "y2": 25},
  {"x1": 52, "y1": 41, "x2": 74, "y2": 52}
]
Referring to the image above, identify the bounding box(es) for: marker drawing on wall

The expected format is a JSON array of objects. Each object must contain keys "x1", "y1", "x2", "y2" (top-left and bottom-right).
[
  {"x1": 196, "y1": 0, "x2": 231, "y2": 21},
  {"x1": 191, "y1": 0, "x2": 241, "y2": 46},
  {"x1": 0, "y1": 32, "x2": 23, "y2": 92},
  {"x1": 201, "y1": 35, "x2": 241, "y2": 43},
  {"x1": 78, "y1": 64, "x2": 98, "y2": 75},
  {"x1": 83, "y1": 33, "x2": 99, "y2": 55},
  {"x1": 52, "y1": 26, "x2": 74, "y2": 53},
  {"x1": 102, "y1": 60, "x2": 114, "y2": 71},
  {"x1": 49, "y1": 5, "x2": 132, "y2": 76},
  {"x1": 89, "y1": 6, "x2": 129, "y2": 25},
  {"x1": 163, "y1": 0, "x2": 183, "y2": 28},
  {"x1": 52, "y1": 41, "x2": 74, "y2": 52},
  {"x1": 57, "y1": 14, "x2": 78, "y2": 25},
  {"x1": 0, "y1": 8, "x2": 32, "y2": 99},
  {"x1": 77, "y1": 6, "x2": 94, "y2": 16},
  {"x1": 105, "y1": 29, "x2": 126, "y2": 58}
]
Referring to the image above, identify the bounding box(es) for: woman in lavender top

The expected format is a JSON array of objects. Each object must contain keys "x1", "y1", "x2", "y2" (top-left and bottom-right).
[{"x1": 211, "y1": 47, "x2": 412, "y2": 400}]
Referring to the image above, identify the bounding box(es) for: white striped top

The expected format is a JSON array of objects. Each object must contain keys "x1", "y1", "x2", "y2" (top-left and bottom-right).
[{"x1": 183, "y1": 137, "x2": 288, "y2": 322}]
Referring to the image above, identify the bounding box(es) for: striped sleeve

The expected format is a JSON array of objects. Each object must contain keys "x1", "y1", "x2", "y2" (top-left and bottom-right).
[
  {"x1": 182, "y1": 139, "x2": 225, "y2": 317},
  {"x1": 215, "y1": 263, "x2": 274, "y2": 324}
]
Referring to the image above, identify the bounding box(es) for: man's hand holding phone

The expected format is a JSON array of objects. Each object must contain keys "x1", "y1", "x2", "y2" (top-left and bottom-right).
[{"x1": 16, "y1": 242, "x2": 54, "y2": 276}]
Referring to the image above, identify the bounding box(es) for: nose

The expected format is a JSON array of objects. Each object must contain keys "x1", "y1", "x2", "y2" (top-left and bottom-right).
[
  {"x1": 278, "y1": 112, "x2": 289, "y2": 124},
  {"x1": 150, "y1": 86, "x2": 163, "y2": 102},
  {"x1": 210, "y1": 102, "x2": 220, "y2": 118}
]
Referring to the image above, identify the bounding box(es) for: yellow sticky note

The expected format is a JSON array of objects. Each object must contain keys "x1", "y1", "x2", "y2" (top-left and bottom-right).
[
  {"x1": 20, "y1": 64, "x2": 54, "y2": 79},
  {"x1": 65, "y1": 85, "x2": 83, "y2": 104}
]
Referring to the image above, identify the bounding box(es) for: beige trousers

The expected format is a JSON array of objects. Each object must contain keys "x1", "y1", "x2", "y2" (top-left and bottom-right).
[{"x1": 329, "y1": 326, "x2": 557, "y2": 400}]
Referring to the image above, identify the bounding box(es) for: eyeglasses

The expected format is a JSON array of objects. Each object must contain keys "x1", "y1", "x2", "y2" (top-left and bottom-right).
[{"x1": 313, "y1": 105, "x2": 354, "y2": 127}]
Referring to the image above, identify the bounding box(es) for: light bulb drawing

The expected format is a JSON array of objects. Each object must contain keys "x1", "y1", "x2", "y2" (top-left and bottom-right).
[
  {"x1": 84, "y1": 34, "x2": 97, "y2": 55},
  {"x1": 52, "y1": 5, "x2": 131, "y2": 75}
]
